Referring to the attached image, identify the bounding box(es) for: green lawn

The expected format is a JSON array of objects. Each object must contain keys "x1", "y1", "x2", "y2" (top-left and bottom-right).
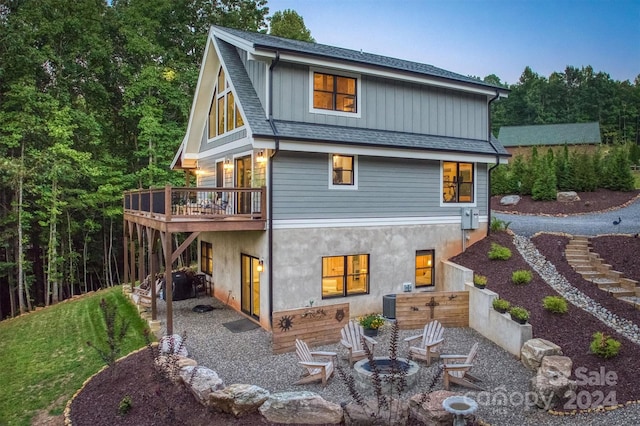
[{"x1": 0, "y1": 287, "x2": 150, "y2": 426}]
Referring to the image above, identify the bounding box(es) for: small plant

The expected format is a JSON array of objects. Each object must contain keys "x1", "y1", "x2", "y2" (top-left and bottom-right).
[
  {"x1": 509, "y1": 306, "x2": 529, "y2": 324},
  {"x1": 118, "y1": 395, "x2": 132, "y2": 416},
  {"x1": 86, "y1": 298, "x2": 130, "y2": 367},
  {"x1": 543, "y1": 296, "x2": 568, "y2": 314},
  {"x1": 492, "y1": 298, "x2": 510, "y2": 313},
  {"x1": 590, "y1": 332, "x2": 621, "y2": 359},
  {"x1": 490, "y1": 217, "x2": 511, "y2": 232},
  {"x1": 488, "y1": 242, "x2": 512, "y2": 260},
  {"x1": 511, "y1": 270, "x2": 533, "y2": 285},
  {"x1": 473, "y1": 274, "x2": 487, "y2": 288},
  {"x1": 359, "y1": 313, "x2": 385, "y2": 330}
]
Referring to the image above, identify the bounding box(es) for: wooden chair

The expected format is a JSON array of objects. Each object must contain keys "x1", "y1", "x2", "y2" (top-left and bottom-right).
[
  {"x1": 132, "y1": 277, "x2": 162, "y2": 308},
  {"x1": 340, "y1": 320, "x2": 378, "y2": 365},
  {"x1": 442, "y1": 342, "x2": 483, "y2": 390},
  {"x1": 294, "y1": 339, "x2": 337, "y2": 386},
  {"x1": 404, "y1": 320, "x2": 444, "y2": 365}
]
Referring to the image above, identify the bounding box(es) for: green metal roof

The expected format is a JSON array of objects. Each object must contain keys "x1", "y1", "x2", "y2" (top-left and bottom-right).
[{"x1": 498, "y1": 122, "x2": 601, "y2": 147}]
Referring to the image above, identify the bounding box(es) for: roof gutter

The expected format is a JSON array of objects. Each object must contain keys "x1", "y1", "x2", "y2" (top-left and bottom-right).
[
  {"x1": 487, "y1": 90, "x2": 501, "y2": 236},
  {"x1": 267, "y1": 50, "x2": 280, "y2": 328}
]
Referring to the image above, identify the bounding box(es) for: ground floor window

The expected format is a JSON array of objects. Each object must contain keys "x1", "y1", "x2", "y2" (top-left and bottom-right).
[
  {"x1": 322, "y1": 254, "x2": 369, "y2": 298},
  {"x1": 201, "y1": 241, "x2": 213, "y2": 275},
  {"x1": 415, "y1": 250, "x2": 434, "y2": 287}
]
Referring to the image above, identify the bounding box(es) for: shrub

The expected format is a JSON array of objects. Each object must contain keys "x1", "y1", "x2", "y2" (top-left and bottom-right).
[
  {"x1": 492, "y1": 298, "x2": 510, "y2": 312},
  {"x1": 473, "y1": 274, "x2": 487, "y2": 287},
  {"x1": 590, "y1": 332, "x2": 621, "y2": 359},
  {"x1": 490, "y1": 217, "x2": 511, "y2": 232},
  {"x1": 118, "y1": 395, "x2": 133, "y2": 416},
  {"x1": 488, "y1": 243, "x2": 512, "y2": 260},
  {"x1": 359, "y1": 313, "x2": 385, "y2": 330},
  {"x1": 543, "y1": 296, "x2": 568, "y2": 314},
  {"x1": 86, "y1": 298, "x2": 130, "y2": 367},
  {"x1": 509, "y1": 306, "x2": 530, "y2": 322},
  {"x1": 511, "y1": 270, "x2": 533, "y2": 285}
]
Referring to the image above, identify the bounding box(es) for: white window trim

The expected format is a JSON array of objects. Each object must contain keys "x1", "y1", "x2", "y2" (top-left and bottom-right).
[
  {"x1": 329, "y1": 154, "x2": 358, "y2": 190},
  {"x1": 309, "y1": 67, "x2": 362, "y2": 118},
  {"x1": 207, "y1": 67, "x2": 246, "y2": 142},
  {"x1": 439, "y1": 161, "x2": 477, "y2": 207}
]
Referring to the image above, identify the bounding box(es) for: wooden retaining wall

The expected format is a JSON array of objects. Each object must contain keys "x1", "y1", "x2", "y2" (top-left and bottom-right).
[
  {"x1": 272, "y1": 303, "x2": 349, "y2": 354},
  {"x1": 395, "y1": 292, "x2": 468, "y2": 329}
]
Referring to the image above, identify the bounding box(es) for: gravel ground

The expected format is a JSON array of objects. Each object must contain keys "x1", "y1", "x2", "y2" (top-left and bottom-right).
[
  {"x1": 156, "y1": 297, "x2": 640, "y2": 425},
  {"x1": 493, "y1": 197, "x2": 640, "y2": 237}
]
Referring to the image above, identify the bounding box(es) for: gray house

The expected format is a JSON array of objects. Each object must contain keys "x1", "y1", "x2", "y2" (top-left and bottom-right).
[{"x1": 164, "y1": 26, "x2": 510, "y2": 330}]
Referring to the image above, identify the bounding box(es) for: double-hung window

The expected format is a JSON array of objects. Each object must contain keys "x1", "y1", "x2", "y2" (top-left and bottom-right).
[
  {"x1": 331, "y1": 154, "x2": 355, "y2": 186},
  {"x1": 322, "y1": 254, "x2": 369, "y2": 298},
  {"x1": 415, "y1": 250, "x2": 434, "y2": 288},
  {"x1": 442, "y1": 162, "x2": 474, "y2": 203},
  {"x1": 201, "y1": 241, "x2": 213, "y2": 275}
]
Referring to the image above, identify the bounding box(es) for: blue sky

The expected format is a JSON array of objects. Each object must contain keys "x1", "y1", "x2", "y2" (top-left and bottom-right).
[{"x1": 266, "y1": 0, "x2": 639, "y2": 85}]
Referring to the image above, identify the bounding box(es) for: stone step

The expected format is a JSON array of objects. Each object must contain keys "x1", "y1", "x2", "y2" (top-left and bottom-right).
[
  {"x1": 573, "y1": 264, "x2": 596, "y2": 272},
  {"x1": 607, "y1": 287, "x2": 636, "y2": 298},
  {"x1": 618, "y1": 297, "x2": 640, "y2": 309},
  {"x1": 621, "y1": 277, "x2": 639, "y2": 288},
  {"x1": 590, "y1": 277, "x2": 620, "y2": 289},
  {"x1": 566, "y1": 255, "x2": 590, "y2": 262},
  {"x1": 579, "y1": 270, "x2": 602, "y2": 279}
]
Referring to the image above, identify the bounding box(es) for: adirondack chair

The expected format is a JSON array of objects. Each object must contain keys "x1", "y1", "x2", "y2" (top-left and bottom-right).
[
  {"x1": 441, "y1": 342, "x2": 483, "y2": 390},
  {"x1": 294, "y1": 339, "x2": 337, "y2": 386},
  {"x1": 132, "y1": 277, "x2": 162, "y2": 308},
  {"x1": 404, "y1": 320, "x2": 444, "y2": 365},
  {"x1": 340, "y1": 320, "x2": 378, "y2": 365}
]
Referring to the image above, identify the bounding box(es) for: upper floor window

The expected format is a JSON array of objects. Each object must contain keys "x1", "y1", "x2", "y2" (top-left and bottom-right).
[
  {"x1": 330, "y1": 154, "x2": 358, "y2": 189},
  {"x1": 322, "y1": 254, "x2": 369, "y2": 298},
  {"x1": 443, "y1": 162, "x2": 474, "y2": 203},
  {"x1": 310, "y1": 69, "x2": 361, "y2": 117},
  {"x1": 208, "y1": 67, "x2": 244, "y2": 139},
  {"x1": 415, "y1": 250, "x2": 434, "y2": 288}
]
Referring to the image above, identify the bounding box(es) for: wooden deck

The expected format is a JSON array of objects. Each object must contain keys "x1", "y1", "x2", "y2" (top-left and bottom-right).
[{"x1": 123, "y1": 186, "x2": 267, "y2": 232}]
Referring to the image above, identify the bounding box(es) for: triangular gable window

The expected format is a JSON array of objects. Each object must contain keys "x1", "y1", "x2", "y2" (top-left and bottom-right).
[{"x1": 208, "y1": 67, "x2": 244, "y2": 139}]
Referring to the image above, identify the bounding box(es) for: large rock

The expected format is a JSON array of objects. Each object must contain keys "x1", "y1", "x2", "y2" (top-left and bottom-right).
[
  {"x1": 521, "y1": 338, "x2": 562, "y2": 371},
  {"x1": 500, "y1": 195, "x2": 521, "y2": 206},
  {"x1": 208, "y1": 384, "x2": 269, "y2": 417},
  {"x1": 179, "y1": 366, "x2": 225, "y2": 405},
  {"x1": 259, "y1": 391, "x2": 342, "y2": 424},
  {"x1": 409, "y1": 390, "x2": 457, "y2": 426},
  {"x1": 344, "y1": 398, "x2": 408, "y2": 426},
  {"x1": 531, "y1": 357, "x2": 578, "y2": 410},
  {"x1": 159, "y1": 334, "x2": 188, "y2": 357},
  {"x1": 557, "y1": 191, "x2": 580, "y2": 202},
  {"x1": 540, "y1": 355, "x2": 572, "y2": 379}
]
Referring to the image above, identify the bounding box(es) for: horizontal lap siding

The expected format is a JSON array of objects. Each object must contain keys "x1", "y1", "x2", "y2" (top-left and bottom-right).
[{"x1": 272, "y1": 64, "x2": 487, "y2": 140}]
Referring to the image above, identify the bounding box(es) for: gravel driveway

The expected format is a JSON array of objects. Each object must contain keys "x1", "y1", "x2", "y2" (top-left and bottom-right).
[{"x1": 493, "y1": 197, "x2": 640, "y2": 237}]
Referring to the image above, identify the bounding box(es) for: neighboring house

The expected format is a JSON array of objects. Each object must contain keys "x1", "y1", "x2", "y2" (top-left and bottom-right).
[
  {"x1": 498, "y1": 122, "x2": 601, "y2": 157},
  {"x1": 124, "y1": 26, "x2": 510, "y2": 332}
]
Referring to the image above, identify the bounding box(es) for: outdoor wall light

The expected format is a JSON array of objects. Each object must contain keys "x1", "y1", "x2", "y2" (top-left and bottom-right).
[
  {"x1": 257, "y1": 258, "x2": 264, "y2": 272},
  {"x1": 257, "y1": 150, "x2": 266, "y2": 163},
  {"x1": 223, "y1": 158, "x2": 233, "y2": 170}
]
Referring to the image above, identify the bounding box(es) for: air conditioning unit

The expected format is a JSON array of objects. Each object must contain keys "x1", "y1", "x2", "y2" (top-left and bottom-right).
[{"x1": 403, "y1": 282, "x2": 413, "y2": 292}]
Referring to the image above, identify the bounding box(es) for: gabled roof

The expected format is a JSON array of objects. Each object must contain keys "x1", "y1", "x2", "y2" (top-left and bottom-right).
[
  {"x1": 498, "y1": 122, "x2": 601, "y2": 147},
  {"x1": 213, "y1": 26, "x2": 507, "y2": 93}
]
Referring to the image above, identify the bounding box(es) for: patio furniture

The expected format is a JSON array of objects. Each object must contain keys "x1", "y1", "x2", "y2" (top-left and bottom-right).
[
  {"x1": 442, "y1": 342, "x2": 483, "y2": 390},
  {"x1": 404, "y1": 320, "x2": 444, "y2": 365},
  {"x1": 132, "y1": 277, "x2": 162, "y2": 308},
  {"x1": 294, "y1": 338, "x2": 337, "y2": 386},
  {"x1": 340, "y1": 320, "x2": 378, "y2": 365}
]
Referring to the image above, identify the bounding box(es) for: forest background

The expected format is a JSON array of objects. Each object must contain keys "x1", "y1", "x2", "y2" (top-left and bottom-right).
[{"x1": 1, "y1": 0, "x2": 639, "y2": 319}]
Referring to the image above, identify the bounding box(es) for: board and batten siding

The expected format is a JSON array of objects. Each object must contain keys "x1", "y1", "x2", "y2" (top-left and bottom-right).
[
  {"x1": 271, "y1": 63, "x2": 487, "y2": 140},
  {"x1": 272, "y1": 152, "x2": 488, "y2": 220},
  {"x1": 238, "y1": 49, "x2": 267, "y2": 112}
]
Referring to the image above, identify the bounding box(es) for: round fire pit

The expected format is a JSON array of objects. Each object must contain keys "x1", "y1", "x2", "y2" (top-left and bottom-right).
[{"x1": 353, "y1": 357, "x2": 420, "y2": 394}]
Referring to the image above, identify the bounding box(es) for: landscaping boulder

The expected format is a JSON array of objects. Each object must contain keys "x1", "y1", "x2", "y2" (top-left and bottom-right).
[
  {"x1": 540, "y1": 355, "x2": 572, "y2": 379},
  {"x1": 208, "y1": 384, "x2": 270, "y2": 417},
  {"x1": 409, "y1": 390, "x2": 456, "y2": 426},
  {"x1": 500, "y1": 195, "x2": 521, "y2": 206},
  {"x1": 521, "y1": 338, "x2": 562, "y2": 371},
  {"x1": 159, "y1": 334, "x2": 188, "y2": 357},
  {"x1": 530, "y1": 360, "x2": 577, "y2": 409},
  {"x1": 344, "y1": 398, "x2": 408, "y2": 426},
  {"x1": 259, "y1": 391, "x2": 342, "y2": 424},
  {"x1": 179, "y1": 366, "x2": 225, "y2": 405},
  {"x1": 557, "y1": 191, "x2": 580, "y2": 202}
]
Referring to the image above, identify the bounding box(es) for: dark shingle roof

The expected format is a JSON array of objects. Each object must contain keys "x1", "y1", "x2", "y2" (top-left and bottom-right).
[
  {"x1": 498, "y1": 122, "x2": 601, "y2": 147},
  {"x1": 213, "y1": 26, "x2": 505, "y2": 91},
  {"x1": 256, "y1": 120, "x2": 509, "y2": 157}
]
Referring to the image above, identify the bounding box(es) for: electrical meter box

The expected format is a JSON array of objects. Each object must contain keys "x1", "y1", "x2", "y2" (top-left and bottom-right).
[{"x1": 460, "y1": 207, "x2": 479, "y2": 230}]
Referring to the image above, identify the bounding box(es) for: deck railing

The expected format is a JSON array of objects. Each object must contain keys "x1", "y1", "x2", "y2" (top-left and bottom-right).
[{"x1": 123, "y1": 186, "x2": 266, "y2": 220}]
